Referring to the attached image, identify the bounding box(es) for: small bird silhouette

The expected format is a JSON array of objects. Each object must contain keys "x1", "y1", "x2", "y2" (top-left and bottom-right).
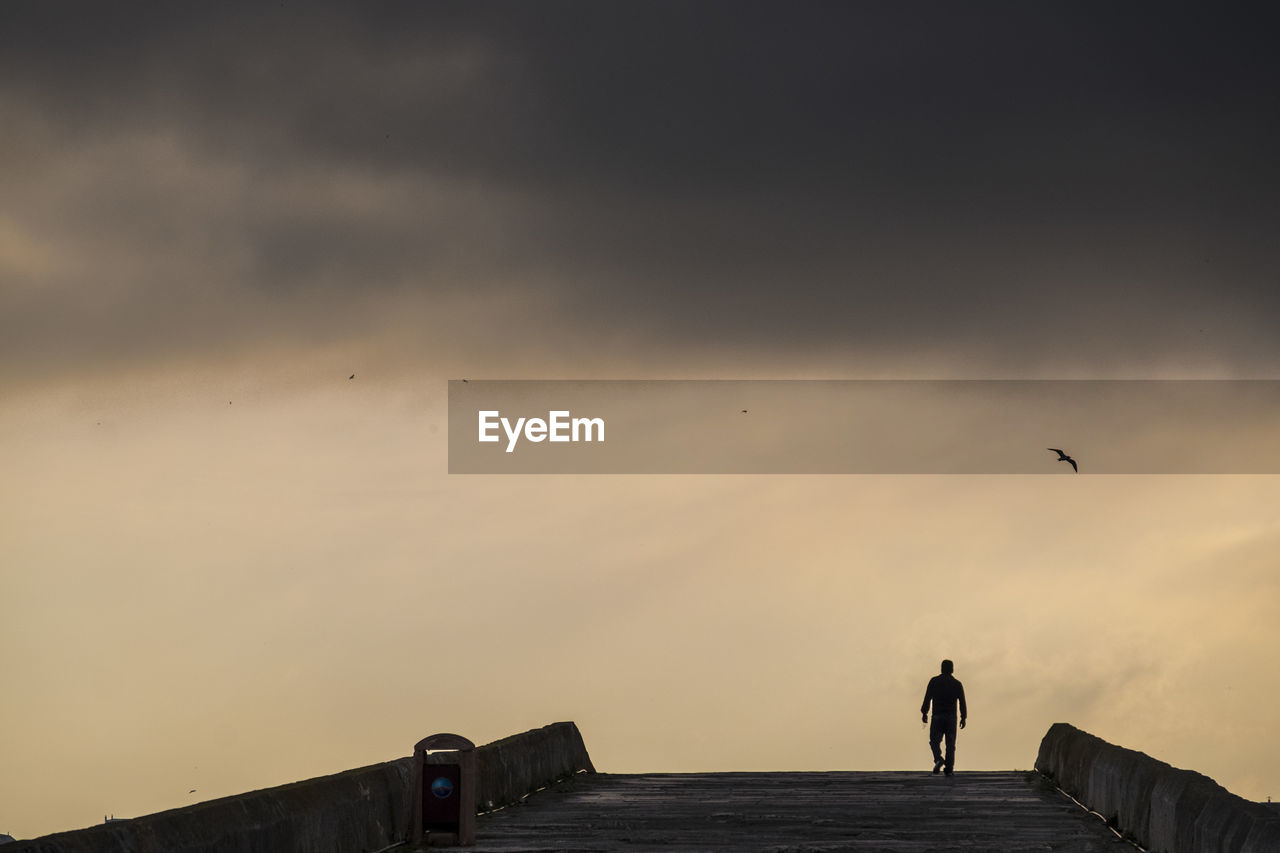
[
  {"x1": 740, "y1": 409, "x2": 748, "y2": 413},
  {"x1": 1048, "y1": 448, "x2": 1078, "y2": 472},
  {"x1": 349, "y1": 374, "x2": 355, "y2": 380},
  {"x1": 461, "y1": 378, "x2": 468, "y2": 383},
  {"x1": 189, "y1": 789, "x2": 197, "y2": 794}
]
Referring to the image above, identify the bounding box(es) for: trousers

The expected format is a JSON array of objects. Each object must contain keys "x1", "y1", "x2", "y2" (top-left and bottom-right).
[{"x1": 929, "y1": 715, "x2": 958, "y2": 771}]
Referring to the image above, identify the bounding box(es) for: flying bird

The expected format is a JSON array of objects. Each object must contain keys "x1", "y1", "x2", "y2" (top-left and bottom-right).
[
  {"x1": 189, "y1": 789, "x2": 197, "y2": 794},
  {"x1": 741, "y1": 409, "x2": 748, "y2": 413},
  {"x1": 1048, "y1": 448, "x2": 1078, "y2": 472},
  {"x1": 349, "y1": 374, "x2": 355, "y2": 380}
]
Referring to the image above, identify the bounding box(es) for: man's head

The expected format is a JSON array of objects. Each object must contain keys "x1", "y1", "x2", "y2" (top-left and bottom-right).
[{"x1": 941, "y1": 659, "x2": 954, "y2": 675}]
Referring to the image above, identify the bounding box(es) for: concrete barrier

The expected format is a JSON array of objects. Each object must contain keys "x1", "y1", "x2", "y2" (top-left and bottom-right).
[
  {"x1": 1035, "y1": 723, "x2": 1280, "y2": 853},
  {"x1": 7, "y1": 722, "x2": 593, "y2": 853},
  {"x1": 471, "y1": 720, "x2": 595, "y2": 812},
  {"x1": 3, "y1": 758, "x2": 415, "y2": 853}
]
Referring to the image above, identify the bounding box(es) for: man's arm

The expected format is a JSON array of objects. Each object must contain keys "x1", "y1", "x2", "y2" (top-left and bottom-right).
[
  {"x1": 921, "y1": 680, "x2": 933, "y2": 722},
  {"x1": 958, "y1": 682, "x2": 967, "y2": 728}
]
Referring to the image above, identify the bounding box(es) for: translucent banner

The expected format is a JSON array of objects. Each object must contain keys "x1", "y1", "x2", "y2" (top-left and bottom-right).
[{"x1": 447, "y1": 380, "x2": 1280, "y2": 474}]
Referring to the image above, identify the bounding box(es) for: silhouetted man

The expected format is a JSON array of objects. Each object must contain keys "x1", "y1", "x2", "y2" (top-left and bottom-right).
[{"x1": 921, "y1": 659, "x2": 967, "y2": 776}]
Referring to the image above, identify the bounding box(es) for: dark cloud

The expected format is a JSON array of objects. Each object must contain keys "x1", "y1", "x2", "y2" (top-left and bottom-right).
[{"x1": 3, "y1": 2, "x2": 1279, "y2": 383}]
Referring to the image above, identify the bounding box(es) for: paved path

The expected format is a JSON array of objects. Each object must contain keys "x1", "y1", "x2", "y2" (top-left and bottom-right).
[{"x1": 464, "y1": 771, "x2": 1130, "y2": 852}]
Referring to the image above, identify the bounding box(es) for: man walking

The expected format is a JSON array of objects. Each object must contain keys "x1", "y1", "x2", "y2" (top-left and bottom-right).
[{"x1": 921, "y1": 659, "x2": 967, "y2": 776}]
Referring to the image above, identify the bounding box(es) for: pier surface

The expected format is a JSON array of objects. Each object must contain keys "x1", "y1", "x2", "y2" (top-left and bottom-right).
[{"x1": 465, "y1": 770, "x2": 1129, "y2": 851}]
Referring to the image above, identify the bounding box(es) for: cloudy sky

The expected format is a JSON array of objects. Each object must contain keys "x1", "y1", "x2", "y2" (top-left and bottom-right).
[{"x1": 2, "y1": 1, "x2": 1279, "y2": 839}]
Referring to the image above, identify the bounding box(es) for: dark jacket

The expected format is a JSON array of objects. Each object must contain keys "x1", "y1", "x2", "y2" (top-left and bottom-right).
[{"x1": 921, "y1": 673, "x2": 967, "y2": 720}]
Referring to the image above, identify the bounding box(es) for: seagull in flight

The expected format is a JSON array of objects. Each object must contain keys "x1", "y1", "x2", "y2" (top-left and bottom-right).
[{"x1": 1048, "y1": 448, "x2": 1078, "y2": 472}]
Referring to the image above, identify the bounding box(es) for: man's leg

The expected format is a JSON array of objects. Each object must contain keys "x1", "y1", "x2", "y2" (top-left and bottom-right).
[
  {"x1": 943, "y1": 718, "x2": 957, "y2": 774},
  {"x1": 928, "y1": 717, "x2": 945, "y2": 772}
]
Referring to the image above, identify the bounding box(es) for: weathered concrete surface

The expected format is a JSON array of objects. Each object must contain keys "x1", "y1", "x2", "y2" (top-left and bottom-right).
[
  {"x1": 4, "y1": 723, "x2": 593, "y2": 853},
  {"x1": 471, "y1": 722, "x2": 595, "y2": 813},
  {"x1": 4, "y1": 757, "x2": 415, "y2": 853},
  {"x1": 1036, "y1": 723, "x2": 1280, "y2": 853},
  {"x1": 462, "y1": 771, "x2": 1129, "y2": 852}
]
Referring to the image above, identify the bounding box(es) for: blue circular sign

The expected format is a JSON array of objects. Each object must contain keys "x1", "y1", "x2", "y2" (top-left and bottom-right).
[{"x1": 430, "y1": 777, "x2": 455, "y2": 799}]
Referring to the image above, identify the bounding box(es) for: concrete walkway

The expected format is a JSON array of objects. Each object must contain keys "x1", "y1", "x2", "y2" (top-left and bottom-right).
[{"x1": 464, "y1": 771, "x2": 1131, "y2": 852}]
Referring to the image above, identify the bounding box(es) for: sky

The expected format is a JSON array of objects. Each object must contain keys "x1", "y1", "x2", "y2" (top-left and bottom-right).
[{"x1": 2, "y1": 1, "x2": 1280, "y2": 839}]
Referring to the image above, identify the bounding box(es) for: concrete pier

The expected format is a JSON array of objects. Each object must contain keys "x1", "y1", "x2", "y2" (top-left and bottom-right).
[{"x1": 9, "y1": 724, "x2": 1275, "y2": 852}]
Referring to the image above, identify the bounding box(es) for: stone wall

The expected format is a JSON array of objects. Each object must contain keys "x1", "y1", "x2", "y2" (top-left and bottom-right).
[
  {"x1": 1035, "y1": 722, "x2": 1280, "y2": 853},
  {"x1": 6, "y1": 722, "x2": 593, "y2": 853}
]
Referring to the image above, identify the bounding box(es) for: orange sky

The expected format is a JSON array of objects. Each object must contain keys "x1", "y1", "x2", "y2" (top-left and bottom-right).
[{"x1": 3, "y1": 361, "x2": 1278, "y2": 838}]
